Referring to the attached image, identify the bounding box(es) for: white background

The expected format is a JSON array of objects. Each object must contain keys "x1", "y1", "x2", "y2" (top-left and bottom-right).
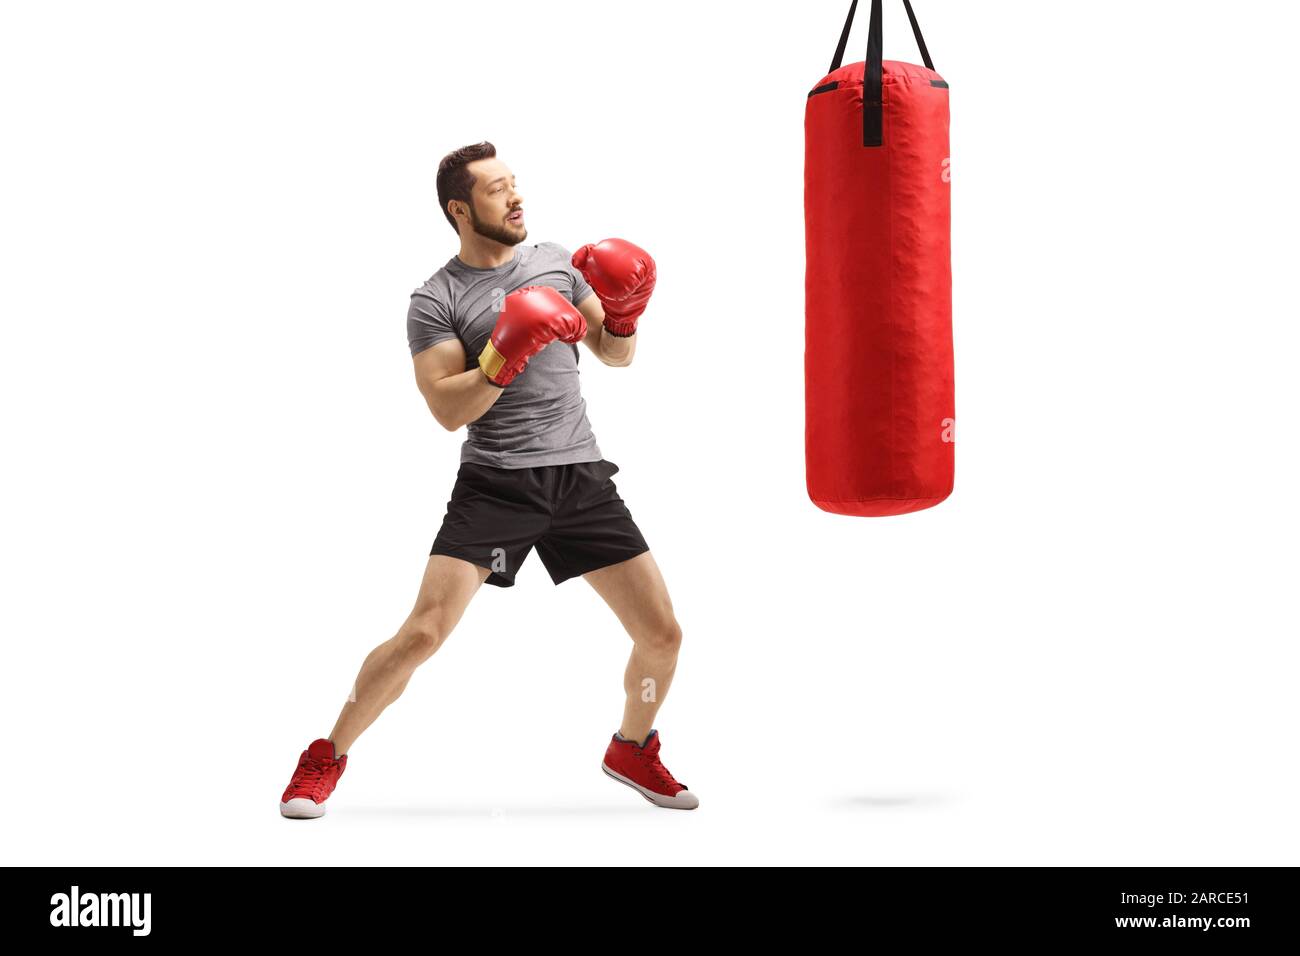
[{"x1": 2, "y1": 0, "x2": 1297, "y2": 865}]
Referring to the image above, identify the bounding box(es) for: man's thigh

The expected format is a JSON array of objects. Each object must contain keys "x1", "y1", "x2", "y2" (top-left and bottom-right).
[
  {"x1": 582, "y1": 551, "x2": 676, "y2": 635},
  {"x1": 408, "y1": 554, "x2": 491, "y2": 625}
]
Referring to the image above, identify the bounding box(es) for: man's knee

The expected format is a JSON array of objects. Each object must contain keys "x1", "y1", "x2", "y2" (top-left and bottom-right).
[
  {"x1": 636, "y1": 614, "x2": 682, "y2": 654},
  {"x1": 400, "y1": 611, "x2": 450, "y2": 659}
]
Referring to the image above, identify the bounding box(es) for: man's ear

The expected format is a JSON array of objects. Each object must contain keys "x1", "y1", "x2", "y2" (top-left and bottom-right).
[{"x1": 449, "y1": 199, "x2": 469, "y2": 232}]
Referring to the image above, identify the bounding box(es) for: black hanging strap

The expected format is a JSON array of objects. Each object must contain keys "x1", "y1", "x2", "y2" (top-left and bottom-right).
[
  {"x1": 827, "y1": 0, "x2": 936, "y2": 148},
  {"x1": 829, "y1": 0, "x2": 859, "y2": 75},
  {"x1": 902, "y1": 0, "x2": 934, "y2": 71}
]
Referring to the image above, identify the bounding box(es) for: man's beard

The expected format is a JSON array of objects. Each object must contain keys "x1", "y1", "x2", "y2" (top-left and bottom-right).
[{"x1": 468, "y1": 201, "x2": 526, "y2": 246}]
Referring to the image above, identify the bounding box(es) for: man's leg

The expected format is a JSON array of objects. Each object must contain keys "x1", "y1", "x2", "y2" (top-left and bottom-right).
[
  {"x1": 327, "y1": 554, "x2": 490, "y2": 755},
  {"x1": 583, "y1": 550, "x2": 682, "y2": 746}
]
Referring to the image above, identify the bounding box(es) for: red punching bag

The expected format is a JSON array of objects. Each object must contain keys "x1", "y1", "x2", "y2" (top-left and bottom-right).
[{"x1": 804, "y1": 0, "x2": 954, "y2": 516}]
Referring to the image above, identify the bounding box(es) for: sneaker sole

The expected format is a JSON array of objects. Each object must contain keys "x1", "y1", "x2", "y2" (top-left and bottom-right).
[
  {"x1": 601, "y1": 762, "x2": 699, "y2": 810},
  {"x1": 280, "y1": 798, "x2": 328, "y2": 819}
]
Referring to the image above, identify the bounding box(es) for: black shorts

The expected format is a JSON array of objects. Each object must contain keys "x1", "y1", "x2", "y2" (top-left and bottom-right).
[{"x1": 429, "y1": 458, "x2": 650, "y2": 587}]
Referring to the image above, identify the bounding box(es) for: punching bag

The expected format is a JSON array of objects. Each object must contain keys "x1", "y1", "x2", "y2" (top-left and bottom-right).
[{"x1": 804, "y1": 0, "x2": 954, "y2": 516}]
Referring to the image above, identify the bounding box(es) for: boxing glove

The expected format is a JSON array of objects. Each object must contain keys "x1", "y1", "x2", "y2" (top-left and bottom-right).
[
  {"x1": 571, "y1": 238, "x2": 656, "y2": 337},
  {"x1": 478, "y1": 285, "x2": 587, "y2": 387}
]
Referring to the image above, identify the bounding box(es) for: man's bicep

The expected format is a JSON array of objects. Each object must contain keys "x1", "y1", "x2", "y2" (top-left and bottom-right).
[{"x1": 413, "y1": 338, "x2": 469, "y2": 394}]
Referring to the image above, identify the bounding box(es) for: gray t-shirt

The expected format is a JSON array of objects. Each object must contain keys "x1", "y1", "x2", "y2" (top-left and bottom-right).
[{"x1": 407, "y1": 241, "x2": 602, "y2": 469}]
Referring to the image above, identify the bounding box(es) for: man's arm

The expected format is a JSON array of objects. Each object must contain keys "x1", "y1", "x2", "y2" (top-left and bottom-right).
[
  {"x1": 412, "y1": 338, "x2": 503, "y2": 431},
  {"x1": 578, "y1": 293, "x2": 636, "y2": 367}
]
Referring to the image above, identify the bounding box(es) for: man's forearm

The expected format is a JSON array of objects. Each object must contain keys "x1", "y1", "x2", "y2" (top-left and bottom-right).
[
  {"x1": 598, "y1": 328, "x2": 636, "y2": 366},
  {"x1": 424, "y1": 367, "x2": 503, "y2": 431}
]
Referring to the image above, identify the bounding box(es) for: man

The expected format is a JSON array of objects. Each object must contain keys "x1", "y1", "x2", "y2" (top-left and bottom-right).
[{"x1": 279, "y1": 141, "x2": 696, "y2": 817}]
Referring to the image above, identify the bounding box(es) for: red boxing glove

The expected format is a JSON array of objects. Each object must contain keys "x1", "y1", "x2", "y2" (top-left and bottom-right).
[
  {"x1": 571, "y1": 237, "x2": 656, "y2": 337},
  {"x1": 478, "y1": 285, "x2": 587, "y2": 387}
]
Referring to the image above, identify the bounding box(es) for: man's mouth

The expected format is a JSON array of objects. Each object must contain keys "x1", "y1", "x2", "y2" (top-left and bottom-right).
[{"x1": 507, "y1": 208, "x2": 524, "y2": 225}]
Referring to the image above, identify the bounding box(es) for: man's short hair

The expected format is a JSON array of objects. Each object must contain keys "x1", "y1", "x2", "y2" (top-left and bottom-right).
[{"x1": 436, "y1": 141, "x2": 497, "y2": 233}]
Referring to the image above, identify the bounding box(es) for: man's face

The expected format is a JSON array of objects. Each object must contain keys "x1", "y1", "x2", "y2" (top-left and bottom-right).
[{"x1": 463, "y1": 158, "x2": 526, "y2": 245}]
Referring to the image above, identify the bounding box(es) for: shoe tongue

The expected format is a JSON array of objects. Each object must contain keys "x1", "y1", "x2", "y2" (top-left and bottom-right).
[
  {"x1": 308, "y1": 739, "x2": 337, "y2": 762},
  {"x1": 640, "y1": 729, "x2": 659, "y2": 751}
]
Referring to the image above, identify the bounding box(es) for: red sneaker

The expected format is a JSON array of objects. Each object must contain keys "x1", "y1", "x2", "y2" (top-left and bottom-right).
[
  {"x1": 602, "y1": 729, "x2": 698, "y2": 809},
  {"x1": 280, "y1": 738, "x2": 347, "y2": 818}
]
